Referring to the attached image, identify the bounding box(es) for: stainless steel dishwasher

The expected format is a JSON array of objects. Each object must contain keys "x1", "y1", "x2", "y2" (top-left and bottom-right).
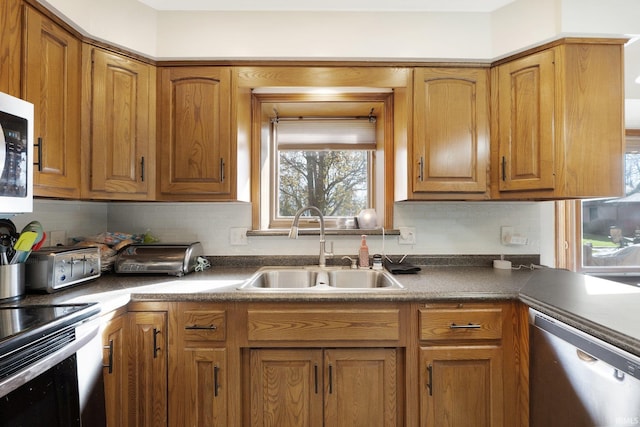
[{"x1": 529, "y1": 309, "x2": 640, "y2": 427}]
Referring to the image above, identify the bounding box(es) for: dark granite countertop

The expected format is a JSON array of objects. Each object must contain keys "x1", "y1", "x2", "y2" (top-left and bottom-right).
[{"x1": 520, "y1": 269, "x2": 640, "y2": 356}]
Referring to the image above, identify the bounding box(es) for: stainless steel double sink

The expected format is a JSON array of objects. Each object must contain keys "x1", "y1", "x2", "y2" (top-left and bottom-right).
[{"x1": 237, "y1": 266, "x2": 405, "y2": 292}]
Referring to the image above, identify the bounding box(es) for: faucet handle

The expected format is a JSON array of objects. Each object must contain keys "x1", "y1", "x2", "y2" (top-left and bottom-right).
[{"x1": 342, "y1": 255, "x2": 357, "y2": 269}]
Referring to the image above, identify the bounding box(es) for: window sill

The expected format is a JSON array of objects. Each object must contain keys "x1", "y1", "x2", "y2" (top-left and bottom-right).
[{"x1": 247, "y1": 228, "x2": 400, "y2": 237}]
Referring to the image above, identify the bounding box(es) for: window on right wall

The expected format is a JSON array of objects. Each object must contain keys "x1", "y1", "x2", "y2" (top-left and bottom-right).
[{"x1": 580, "y1": 133, "x2": 640, "y2": 273}]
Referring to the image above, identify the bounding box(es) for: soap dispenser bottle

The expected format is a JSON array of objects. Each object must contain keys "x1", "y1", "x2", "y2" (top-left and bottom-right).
[{"x1": 358, "y1": 235, "x2": 370, "y2": 268}]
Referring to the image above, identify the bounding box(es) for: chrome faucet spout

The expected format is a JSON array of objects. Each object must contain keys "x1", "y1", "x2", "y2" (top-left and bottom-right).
[{"x1": 289, "y1": 205, "x2": 333, "y2": 267}]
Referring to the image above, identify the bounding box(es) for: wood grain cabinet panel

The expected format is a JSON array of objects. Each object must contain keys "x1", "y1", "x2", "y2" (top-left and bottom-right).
[
  {"x1": 495, "y1": 49, "x2": 556, "y2": 193},
  {"x1": 419, "y1": 345, "x2": 504, "y2": 427},
  {"x1": 247, "y1": 309, "x2": 400, "y2": 342},
  {"x1": 169, "y1": 303, "x2": 230, "y2": 427},
  {"x1": 412, "y1": 68, "x2": 490, "y2": 198},
  {"x1": 183, "y1": 348, "x2": 228, "y2": 427},
  {"x1": 419, "y1": 307, "x2": 503, "y2": 341},
  {"x1": 82, "y1": 46, "x2": 156, "y2": 199},
  {"x1": 492, "y1": 39, "x2": 625, "y2": 199},
  {"x1": 24, "y1": 5, "x2": 81, "y2": 198},
  {"x1": 249, "y1": 348, "x2": 399, "y2": 427},
  {"x1": 128, "y1": 311, "x2": 168, "y2": 427},
  {"x1": 0, "y1": 0, "x2": 22, "y2": 96},
  {"x1": 101, "y1": 313, "x2": 128, "y2": 427},
  {"x1": 416, "y1": 302, "x2": 526, "y2": 427},
  {"x1": 158, "y1": 67, "x2": 233, "y2": 200}
]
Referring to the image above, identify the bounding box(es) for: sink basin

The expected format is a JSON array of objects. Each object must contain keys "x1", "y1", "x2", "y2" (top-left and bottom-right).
[
  {"x1": 243, "y1": 269, "x2": 317, "y2": 289},
  {"x1": 237, "y1": 266, "x2": 405, "y2": 291}
]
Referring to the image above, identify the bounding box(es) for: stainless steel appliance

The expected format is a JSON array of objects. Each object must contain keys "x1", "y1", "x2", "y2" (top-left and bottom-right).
[
  {"x1": 0, "y1": 303, "x2": 103, "y2": 426},
  {"x1": 114, "y1": 242, "x2": 203, "y2": 276},
  {"x1": 25, "y1": 246, "x2": 101, "y2": 293},
  {"x1": 0, "y1": 91, "x2": 34, "y2": 214},
  {"x1": 529, "y1": 309, "x2": 640, "y2": 427}
]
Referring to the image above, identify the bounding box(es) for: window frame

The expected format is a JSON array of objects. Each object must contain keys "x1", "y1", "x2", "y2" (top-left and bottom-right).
[
  {"x1": 566, "y1": 130, "x2": 640, "y2": 274},
  {"x1": 251, "y1": 91, "x2": 394, "y2": 231}
]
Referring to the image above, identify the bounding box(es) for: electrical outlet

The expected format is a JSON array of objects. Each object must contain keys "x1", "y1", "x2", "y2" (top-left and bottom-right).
[
  {"x1": 501, "y1": 226, "x2": 528, "y2": 246},
  {"x1": 230, "y1": 227, "x2": 248, "y2": 245},
  {"x1": 49, "y1": 230, "x2": 67, "y2": 247},
  {"x1": 500, "y1": 226, "x2": 514, "y2": 245},
  {"x1": 398, "y1": 227, "x2": 416, "y2": 245}
]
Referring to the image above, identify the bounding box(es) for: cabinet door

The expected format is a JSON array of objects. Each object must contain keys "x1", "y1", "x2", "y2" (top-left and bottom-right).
[
  {"x1": 249, "y1": 349, "x2": 324, "y2": 427},
  {"x1": 413, "y1": 68, "x2": 489, "y2": 196},
  {"x1": 419, "y1": 345, "x2": 504, "y2": 427},
  {"x1": 324, "y1": 348, "x2": 398, "y2": 427},
  {"x1": 102, "y1": 314, "x2": 127, "y2": 427},
  {"x1": 129, "y1": 311, "x2": 168, "y2": 427},
  {"x1": 183, "y1": 348, "x2": 227, "y2": 427},
  {"x1": 85, "y1": 46, "x2": 155, "y2": 199},
  {"x1": 24, "y1": 5, "x2": 81, "y2": 198},
  {"x1": 497, "y1": 49, "x2": 555, "y2": 192},
  {"x1": 158, "y1": 67, "x2": 232, "y2": 199},
  {"x1": 0, "y1": 0, "x2": 22, "y2": 96}
]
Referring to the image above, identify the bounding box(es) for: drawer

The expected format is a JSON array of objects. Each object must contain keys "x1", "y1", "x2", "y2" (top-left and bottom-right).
[
  {"x1": 247, "y1": 309, "x2": 400, "y2": 342},
  {"x1": 181, "y1": 310, "x2": 226, "y2": 342},
  {"x1": 419, "y1": 307, "x2": 502, "y2": 341}
]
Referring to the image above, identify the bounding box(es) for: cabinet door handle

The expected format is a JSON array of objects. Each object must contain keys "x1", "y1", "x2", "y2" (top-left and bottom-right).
[
  {"x1": 418, "y1": 156, "x2": 424, "y2": 182},
  {"x1": 103, "y1": 340, "x2": 114, "y2": 374},
  {"x1": 214, "y1": 365, "x2": 220, "y2": 397},
  {"x1": 153, "y1": 328, "x2": 161, "y2": 358},
  {"x1": 450, "y1": 323, "x2": 482, "y2": 329},
  {"x1": 501, "y1": 156, "x2": 506, "y2": 181},
  {"x1": 34, "y1": 137, "x2": 43, "y2": 172},
  {"x1": 314, "y1": 364, "x2": 319, "y2": 394},
  {"x1": 426, "y1": 364, "x2": 433, "y2": 396},
  {"x1": 220, "y1": 158, "x2": 225, "y2": 182},
  {"x1": 184, "y1": 324, "x2": 218, "y2": 330},
  {"x1": 328, "y1": 364, "x2": 333, "y2": 394},
  {"x1": 140, "y1": 156, "x2": 145, "y2": 182}
]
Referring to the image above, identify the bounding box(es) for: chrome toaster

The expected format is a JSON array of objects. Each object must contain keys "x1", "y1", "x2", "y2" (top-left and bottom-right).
[
  {"x1": 114, "y1": 242, "x2": 204, "y2": 276},
  {"x1": 25, "y1": 246, "x2": 101, "y2": 293}
]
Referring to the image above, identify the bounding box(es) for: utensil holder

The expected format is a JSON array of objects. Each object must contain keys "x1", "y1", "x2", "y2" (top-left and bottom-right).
[{"x1": 0, "y1": 263, "x2": 25, "y2": 302}]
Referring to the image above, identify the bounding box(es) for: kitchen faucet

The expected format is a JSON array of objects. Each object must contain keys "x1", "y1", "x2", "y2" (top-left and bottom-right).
[{"x1": 288, "y1": 205, "x2": 333, "y2": 267}]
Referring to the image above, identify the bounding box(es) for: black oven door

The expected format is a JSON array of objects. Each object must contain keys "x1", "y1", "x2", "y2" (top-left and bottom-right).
[{"x1": 0, "y1": 354, "x2": 81, "y2": 426}]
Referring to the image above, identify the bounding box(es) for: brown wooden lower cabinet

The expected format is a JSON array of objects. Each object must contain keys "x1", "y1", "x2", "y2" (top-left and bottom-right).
[
  {"x1": 249, "y1": 347, "x2": 399, "y2": 427},
  {"x1": 419, "y1": 345, "x2": 504, "y2": 427},
  {"x1": 105, "y1": 301, "x2": 526, "y2": 427},
  {"x1": 128, "y1": 311, "x2": 168, "y2": 427},
  {"x1": 182, "y1": 348, "x2": 228, "y2": 427},
  {"x1": 101, "y1": 313, "x2": 127, "y2": 427}
]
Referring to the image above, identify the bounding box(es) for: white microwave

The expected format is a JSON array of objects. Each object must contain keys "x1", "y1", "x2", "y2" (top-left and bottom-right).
[{"x1": 0, "y1": 91, "x2": 33, "y2": 214}]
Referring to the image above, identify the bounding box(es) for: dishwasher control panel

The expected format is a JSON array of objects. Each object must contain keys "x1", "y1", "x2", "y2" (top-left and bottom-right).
[{"x1": 25, "y1": 246, "x2": 101, "y2": 293}]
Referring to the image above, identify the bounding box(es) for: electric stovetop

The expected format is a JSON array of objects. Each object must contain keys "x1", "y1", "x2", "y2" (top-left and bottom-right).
[{"x1": 0, "y1": 303, "x2": 100, "y2": 378}]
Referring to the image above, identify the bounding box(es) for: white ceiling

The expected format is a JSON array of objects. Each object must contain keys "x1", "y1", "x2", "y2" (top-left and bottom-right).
[{"x1": 136, "y1": 0, "x2": 516, "y2": 12}]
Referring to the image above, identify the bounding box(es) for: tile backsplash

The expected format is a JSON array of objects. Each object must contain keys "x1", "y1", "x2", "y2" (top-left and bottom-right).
[{"x1": 15, "y1": 199, "x2": 552, "y2": 264}]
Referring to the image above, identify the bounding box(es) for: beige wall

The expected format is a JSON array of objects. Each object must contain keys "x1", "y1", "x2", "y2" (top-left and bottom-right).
[{"x1": 37, "y1": 0, "x2": 638, "y2": 60}]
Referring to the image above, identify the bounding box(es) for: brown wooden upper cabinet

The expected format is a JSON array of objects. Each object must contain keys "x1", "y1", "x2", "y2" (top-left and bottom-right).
[
  {"x1": 412, "y1": 68, "x2": 490, "y2": 199},
  {"x1": 491, "y1": 39, "x2": 626, "y2": 199},
  {"x1": 82, "y1": 46, "x2": 156, "y2": 200},
  {"x1": 24, "y1": 5, "x2": 81, "y2": 199},
  {"x1": 157, "y1": 67, "x2": 233, "y2": 200}
]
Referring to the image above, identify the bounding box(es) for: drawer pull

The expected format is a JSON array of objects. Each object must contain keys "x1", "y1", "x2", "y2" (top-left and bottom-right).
[
  {"x1": 185, "y1": 324, "x2": 218, "y2": 331},
  {"x1": 426, "y1": 364, "x2": 433, "y2": 396},
  {"x1": 450, "y1": 323, "x2": 481, "y2": 329}
]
